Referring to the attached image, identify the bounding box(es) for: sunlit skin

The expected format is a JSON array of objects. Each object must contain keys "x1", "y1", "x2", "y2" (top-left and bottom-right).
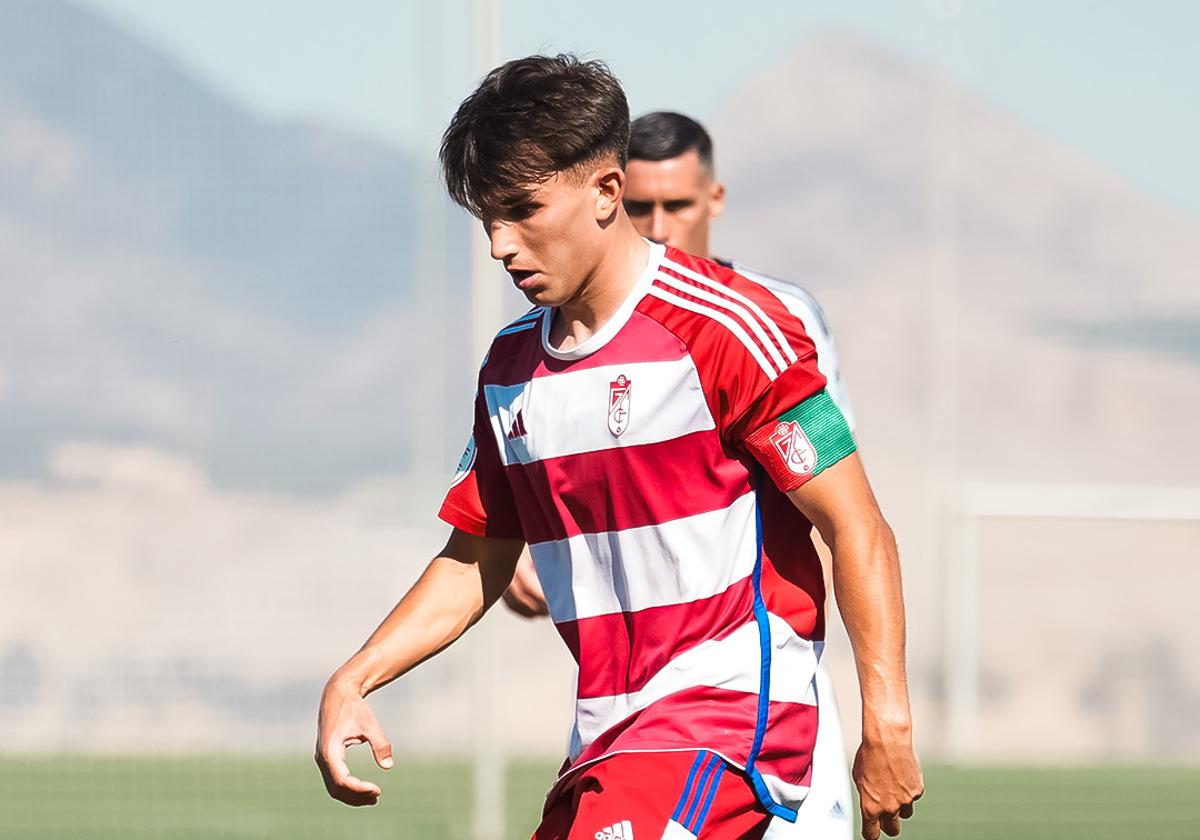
[
  {"x1": 621, "y1": 149, "x2": 726, "y2": 258},
  {"x1": 485, "y1": 163, "x2": 648, "y2": 351}
]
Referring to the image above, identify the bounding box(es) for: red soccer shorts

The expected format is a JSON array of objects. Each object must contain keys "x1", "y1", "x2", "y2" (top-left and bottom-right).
[{"x1": 533, "y1": 750, "x2": 773, "y2": 840}]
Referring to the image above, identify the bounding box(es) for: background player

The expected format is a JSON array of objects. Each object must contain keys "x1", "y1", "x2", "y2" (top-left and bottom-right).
[{"x1": 503, "y1": 111, "x2": 858, "y2": 839}]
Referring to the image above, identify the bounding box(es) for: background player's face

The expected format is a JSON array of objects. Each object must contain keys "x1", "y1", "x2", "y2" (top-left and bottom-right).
[
  {"x1": 485, "y1": 166, "x2": 623, "y2": 306},
  {"x1": 623, "y1": 150, "x2": 726, "y2": 258}
]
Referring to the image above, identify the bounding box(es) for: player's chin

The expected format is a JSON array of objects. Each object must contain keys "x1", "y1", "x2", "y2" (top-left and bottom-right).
[{"x1": 522, "y1": 285, "x2": 562, "y2": 306}]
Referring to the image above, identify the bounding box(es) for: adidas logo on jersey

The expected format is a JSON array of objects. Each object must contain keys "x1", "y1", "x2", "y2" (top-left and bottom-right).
[
  {"x1": 830, "y1": 800, "x2": 849, "y2": 820},
  {"x1": 507, "y1": 409, "x2": 528, "y2": 440},
  {"x1": 594, "y1": 819, "x2": 633, "y2": 840}
]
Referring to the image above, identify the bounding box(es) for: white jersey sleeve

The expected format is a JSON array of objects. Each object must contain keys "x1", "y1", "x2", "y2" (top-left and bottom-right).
[{"x1": 730, "y1": 262, "x2": 857, "y2": 432}]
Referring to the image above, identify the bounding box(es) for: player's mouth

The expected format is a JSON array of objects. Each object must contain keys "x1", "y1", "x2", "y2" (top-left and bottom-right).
[{"x1": 508, "y1": 269, "x2": 541, "y2": 290}]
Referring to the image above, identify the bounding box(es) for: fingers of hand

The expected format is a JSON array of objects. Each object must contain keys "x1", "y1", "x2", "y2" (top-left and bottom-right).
[
  {"x1": 316, "y1": 743, "x2": 382, "y2": 806},
  {"x1": 899, "y1": 801, "x2": 914, "y2": 819},
  {"x1": 880, "y1": 812, "x2": 902, "y2": 837},
  {"x1": 860, "y1": 812, "x2": 880, "y2": 840},
  {"x1": 363, "y1": 721, "x2": 394, "y2": 770}
]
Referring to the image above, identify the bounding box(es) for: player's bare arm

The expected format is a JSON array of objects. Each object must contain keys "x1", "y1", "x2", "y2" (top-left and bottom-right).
[
  {"x1": 315, "y1": 529, "x2": 524, "y2": 806},
  {"x1": 787, "y1": 453, "x2": 924, "y2": 840}
]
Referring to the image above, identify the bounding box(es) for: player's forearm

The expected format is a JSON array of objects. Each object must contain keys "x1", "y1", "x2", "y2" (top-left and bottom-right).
[
  {"x1": 334, "y1": 554, "x2": 491, "y2": 696},
  {"x1": 827, "y1": 515, "x2": 913, "y2": 740}
]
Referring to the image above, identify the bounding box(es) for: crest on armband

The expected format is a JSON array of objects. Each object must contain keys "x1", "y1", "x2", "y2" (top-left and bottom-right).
[{"x1": 770, "y1": 420, "x2": 817, "y2": 475}]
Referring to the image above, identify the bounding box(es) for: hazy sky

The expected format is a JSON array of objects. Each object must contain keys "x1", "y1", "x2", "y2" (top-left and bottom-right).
[{"x1": 77, "y1": 0, "x2": 1200, "y2": 216}]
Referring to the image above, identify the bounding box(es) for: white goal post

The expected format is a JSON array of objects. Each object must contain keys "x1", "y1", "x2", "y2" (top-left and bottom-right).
[{"x1": 943, "y1": 482, "x2": 1200, "y2": 757}]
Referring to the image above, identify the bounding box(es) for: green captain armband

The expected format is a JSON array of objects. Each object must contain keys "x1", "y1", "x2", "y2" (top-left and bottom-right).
[{"x1": 745, "y1": 389, "x2": 857, "y2": 490}]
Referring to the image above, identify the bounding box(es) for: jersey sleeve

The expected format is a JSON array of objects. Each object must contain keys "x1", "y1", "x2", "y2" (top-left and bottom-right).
[
  {"x1": 710, "y1": 278, "x2": 857, "y2": 493},
  {"x1": 772, "y1": 284, "x2": 857, "y2": 433},
  {"x1": 731, "y1": 266, "x2": 858, "y2": 433},
  {"x1": 438, "y1": 386, "x2": 524, "y2": 540}
]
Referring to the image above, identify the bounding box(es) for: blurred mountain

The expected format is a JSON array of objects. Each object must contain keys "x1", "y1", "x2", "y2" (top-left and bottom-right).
[
  {"x1": 712, "y1": 36, "x2": 1200, "y2": 489},
  {"x1": 0, "y1": 0, "x2": 470, "y2": 493},
  {"x1": 0, "y1": 0, "x2": 418, "y2": 323}
]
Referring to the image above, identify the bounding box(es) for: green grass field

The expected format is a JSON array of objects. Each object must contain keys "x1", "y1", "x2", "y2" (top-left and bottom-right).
[{"x1": 2, "y1": 756, "x2": 1198, "y2": 839}]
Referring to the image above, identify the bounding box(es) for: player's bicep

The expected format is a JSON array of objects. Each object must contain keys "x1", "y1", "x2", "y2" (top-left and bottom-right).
[
  {"x1": 440, "y1": 527, "x2": 526, "y2": 607},
  {"x1": 784, "y1": 452, "x2": 878, "y2": 540}
]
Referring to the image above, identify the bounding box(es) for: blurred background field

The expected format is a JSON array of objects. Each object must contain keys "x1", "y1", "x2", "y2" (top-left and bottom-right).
[
  {"x1": 3, "y1": 757, "x2": 1199, "y2": 840},
  {"x1": 3, "y1": 0, "x2": 1199, "y2": 837}
]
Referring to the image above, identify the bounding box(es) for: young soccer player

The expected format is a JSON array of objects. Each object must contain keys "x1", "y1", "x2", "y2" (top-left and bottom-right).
[
  {"x1": 503, "y1": 110, "x2": 861, "y2": 840},
  {"x1": 315, "y1": 56, "x2": 922, "y2": 840}
]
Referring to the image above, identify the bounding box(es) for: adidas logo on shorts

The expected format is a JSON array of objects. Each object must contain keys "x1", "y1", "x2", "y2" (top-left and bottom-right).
[{"x1": 594, "y1": 819, "x2": 633, "y2": 840}]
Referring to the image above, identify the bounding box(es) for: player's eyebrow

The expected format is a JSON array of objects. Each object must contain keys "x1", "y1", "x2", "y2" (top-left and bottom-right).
[
  {"x1": 480, "y1": 186, "x2": 542, "y2": 221},
  {"x1": 498, "y1": 199, "x2": 541, "y2": 221}
]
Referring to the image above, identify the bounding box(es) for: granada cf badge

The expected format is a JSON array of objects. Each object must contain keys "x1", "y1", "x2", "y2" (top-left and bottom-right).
[
  {"x1": 770, "y1": 420, "x2": 817, "y2": 475},
  {"x1": 608, "y1": 374, "x2": 632, "y2": 436}
]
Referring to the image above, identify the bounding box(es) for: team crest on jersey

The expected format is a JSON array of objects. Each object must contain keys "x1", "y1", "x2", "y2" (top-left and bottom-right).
[
  {"x1": 607, "y1": 374, "x2": 632, "y2": 436},
  {"x1": 449, "y1": 435, "x2": 476, "y2": 487},
  {"x1": 770, "y1": 420, "x2": 817, "y2": 475}
]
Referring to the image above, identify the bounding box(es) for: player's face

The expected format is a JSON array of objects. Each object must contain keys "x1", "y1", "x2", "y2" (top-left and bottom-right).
[
  {"x1": 485, "y1": 167, "x2": 623, "y2": 307},
  {"x1": 623, "y1": 150, "x2": 725, "y2": 258}
]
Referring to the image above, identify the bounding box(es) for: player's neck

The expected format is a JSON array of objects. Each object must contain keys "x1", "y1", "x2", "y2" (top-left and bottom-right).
[{"x1": 549, "y1": 228, "x2": 649, "y2": 351}]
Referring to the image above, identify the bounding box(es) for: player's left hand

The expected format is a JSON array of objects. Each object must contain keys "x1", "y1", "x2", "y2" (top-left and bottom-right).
[
  {"x1": 853, "y1": 726, "x2": 923, "y2": 839},
  {"x1": 501, "y1": 550, "x2": 549, "y2": 618}
]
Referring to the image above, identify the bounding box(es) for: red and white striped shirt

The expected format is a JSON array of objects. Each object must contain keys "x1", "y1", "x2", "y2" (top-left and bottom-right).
[{"x1": 440, "y1": 243, "x2": 856, "y2": 818}]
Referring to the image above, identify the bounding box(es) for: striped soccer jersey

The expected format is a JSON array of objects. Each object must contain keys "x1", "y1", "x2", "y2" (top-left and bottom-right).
[{"x1": 440, "y1": 242, "x2": 857, "y2": 819}]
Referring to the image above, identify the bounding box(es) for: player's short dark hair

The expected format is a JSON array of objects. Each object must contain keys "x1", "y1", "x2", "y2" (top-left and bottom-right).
[
  {"x1": 629, "y1": 111, "x2": 714, "y2": 172},
  {"x1": 440, "y1": 54, "x2": 630, "y2": 219}
]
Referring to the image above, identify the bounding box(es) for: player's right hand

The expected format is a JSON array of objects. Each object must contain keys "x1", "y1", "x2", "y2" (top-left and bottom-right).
[
  {"x1": 852, "y1": 726, "x2": 923, "y2": 839},
  {"x1": 315, "y1": 674, "x2": 393, "y2": 806},
  {"x1": 501, "y1": 550, "x2": 549, "y2": 618}
]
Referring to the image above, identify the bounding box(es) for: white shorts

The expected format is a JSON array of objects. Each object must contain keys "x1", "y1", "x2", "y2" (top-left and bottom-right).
[{"x1": 762, "y1": 664, "x2": 853, "y2": 840}]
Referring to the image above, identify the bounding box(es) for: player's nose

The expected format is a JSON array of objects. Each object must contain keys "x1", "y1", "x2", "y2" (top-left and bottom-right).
[
  {"x1": 488, "y1": 221, "x2": 519, "y2": 262},
  {"x1": 650, "y1": 206, "x2": 667, "y2": 244}
]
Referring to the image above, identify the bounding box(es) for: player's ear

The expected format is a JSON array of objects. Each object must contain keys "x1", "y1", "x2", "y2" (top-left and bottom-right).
[
  {"x1": 593, "y1": 166, "x2": 625, "y2": 222},
  {"x1": 708, "y1": 180, "x2": 726, "y2": 221}
]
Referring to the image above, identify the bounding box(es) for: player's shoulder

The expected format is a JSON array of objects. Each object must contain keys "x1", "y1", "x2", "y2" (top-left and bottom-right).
[
  {"x1": 721, "y1": 258, "x2": 833, "y2": 342},
  {"x1": 478, "y1": 306, "x2": 547, "y2": 380},
  {"x1": 640, "y1": 247, "x2": 805, "y2": 381},
  {"x1": 658, "y1": 248, "x2": 784, "y2": 303},
  {"x1": 492, "y1": 306, "x2": 547, "y2": 340}
]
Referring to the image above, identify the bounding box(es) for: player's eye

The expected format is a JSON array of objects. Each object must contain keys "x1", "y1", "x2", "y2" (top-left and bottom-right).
[
  {"x1": 664, "y1": 199, "x2": 694, "y2": 213},
  {"x1": 506, "y1": 202, "x2": 540, "y2": 221},
  {"x1": 623, "y1": 200, "x2": 652, "y2": 217}
]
